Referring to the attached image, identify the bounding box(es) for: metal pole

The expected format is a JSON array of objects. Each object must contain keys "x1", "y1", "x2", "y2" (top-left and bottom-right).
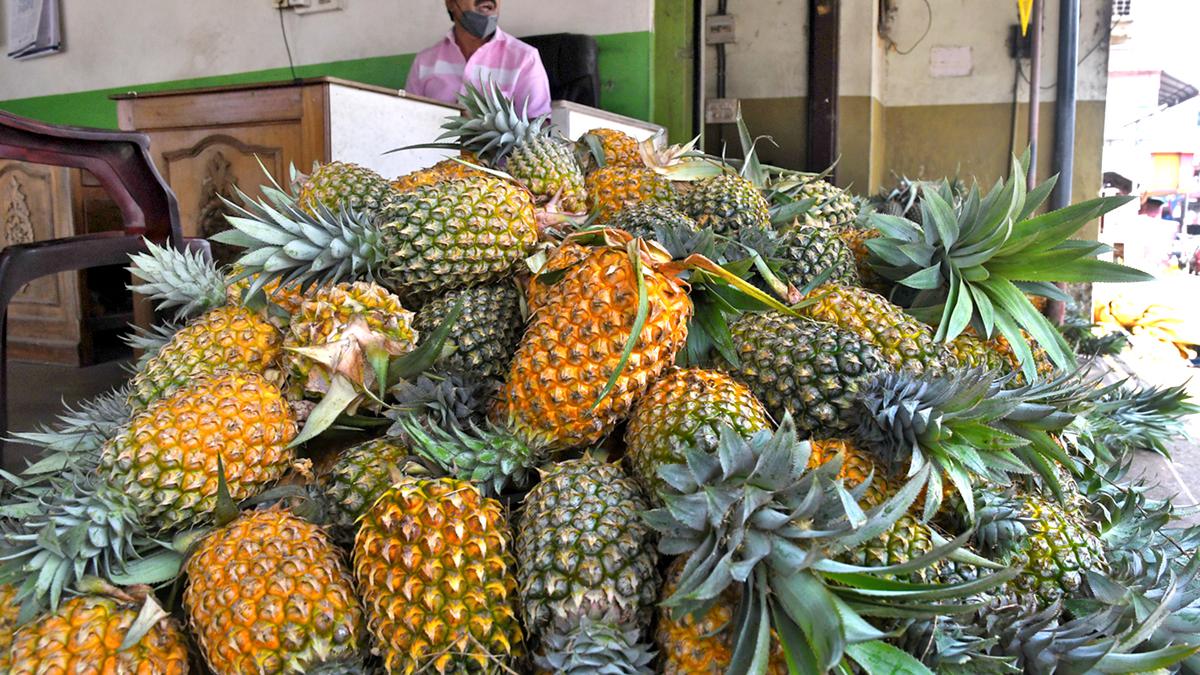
[
  {"x1": 1047, "y1": 0, "x2": 1080, "y2": 324},
  {"x1": 1027, "y1": 0, "x2": 1043, "y2": 189}
]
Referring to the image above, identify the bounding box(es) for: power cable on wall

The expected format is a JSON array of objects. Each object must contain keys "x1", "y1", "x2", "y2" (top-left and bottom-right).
[
  {"x1": 1018, "y1": 29, "x2": 1108, "y2": 90},
  {"x1": 880, "y1": 0, "x2": 933, "y2": 56},
  {"x1": 278, "y1": 7, "x2": 300, "y2": 83}
]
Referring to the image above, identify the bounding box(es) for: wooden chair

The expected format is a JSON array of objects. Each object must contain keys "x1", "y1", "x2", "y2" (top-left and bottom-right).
[{"x1": 0, "y1": 110, "x2": 185, "y2": 458}]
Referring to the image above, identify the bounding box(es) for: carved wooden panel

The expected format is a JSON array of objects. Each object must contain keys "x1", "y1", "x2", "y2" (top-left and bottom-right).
[{"x1": 0, "y1": 161, "x2": 85, "y2": 365}]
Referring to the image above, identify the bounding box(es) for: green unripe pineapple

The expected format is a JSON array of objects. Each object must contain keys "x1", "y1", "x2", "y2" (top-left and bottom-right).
[
  {"x1": 297, "y1": 161, "x2": 394, "y2": 216},
  {"x1": 413, "y1": 283, "x2": 525, "y2": 384},
  {"x1": 679, "y1": 173, "x2": 769, "y2": 235}
]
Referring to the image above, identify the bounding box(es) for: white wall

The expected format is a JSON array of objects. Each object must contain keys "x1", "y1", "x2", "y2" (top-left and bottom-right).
[
  {"x1": 880, "y1": 0, "x2": 1110, "y2": 107},
  {"x1": 703, "y1": 0, "x2": 808, "y2": 100},
  {"x1": 0, "y1": 0, "x2": 654, "y2": 100}
]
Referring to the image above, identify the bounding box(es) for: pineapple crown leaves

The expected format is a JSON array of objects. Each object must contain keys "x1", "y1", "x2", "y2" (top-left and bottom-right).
[
  {"x1": 865, "y1": 152, "x2": 1151, "y2": 379},
  {"x1": 212, "y1": 170, "x2": 383, "y2": 297},
  {"x1": 391, "y1": 416, "x2": 541, "y2": 497},
  {"x1": 121, "y1": 322, "x2": 182, "y2": 373},
  {"x1": 645, "y1": 415, "x2": 1015, "y2": 674},
  {"x1": 127, "y1": 238, "x2": 229, "y2": 320},
  {"x1": 533, "y1": 613, "x2": 656, "y2": 675},
  {"x1": 7, "y1": 385, "x2": 132, "y2": 476},
  {"x1": 385, "y1": 373, "x2": 490, "y2": 434},
  {"x1": 0, "y1": 466, "x2": 162, "y2": 619},
  {"x1": 852, "y1": 367, "x2": 1101, "y2": 520},
  {"x1": 1079, "y1": 381, "x2": 1200, "y2": 460},
  {"x1": 419, "y1": 79, "x2": 551, "y2": 164},
  {"x1": 1059, "y1": 314, "x2": 1129, "y2": 357}
]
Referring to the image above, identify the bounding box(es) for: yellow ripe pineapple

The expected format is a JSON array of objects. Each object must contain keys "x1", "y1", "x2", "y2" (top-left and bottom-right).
[
  {"x1": 8, "y1": 584, "x2": 190, "y2": 675},
  {"x1": 656, "y1": 557, "x2": 788, "y2": 675},
  {"x1": 0, "y1": 583, "x2": 17, "y2": 672},
  {"x1": 103, "y1": 371, "x2": 297, "y2": 531},
  {"x1": 127, "y1": 304, "x2": 284, "y2": 409},
  {"x1": 353, "y1": 477, "x2": 524, "y2": 674},
  {"x1": 837, "y1": 227, "x2": 890, "y2": 294},
  {"x1": 797, "y1": 283, "x2": 948, "y2": 377},
  {"x1": 391, "y1": 154, "x2": 489, "y2": 193},
  {"x1": 524, "y1": 240, "x2": 593, "y2": 316},
  {"x1": 586, "y1": 164, "x2": 677, "y2": 223},
  {"x1": 226, "y1": 270, "x2": 309, "y2": 317},
  {"x1": 581, "y1": 127, "x2": 642, "y2": 169},
  {"x1": 184, "y1": 507, "x2": 366, "y2": 674},
  {"x1": 284, "y1": 281, "x2": 417, "y2": 403},
  {"x1": 501, "y1": 236, "x2": 693, "y2": 451}
]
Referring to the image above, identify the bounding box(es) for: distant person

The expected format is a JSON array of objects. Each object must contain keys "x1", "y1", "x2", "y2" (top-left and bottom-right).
[
  {"x1": 1133, "y1": 196, "x2": 1179, "y2": 270},
  {"x1": 405, "y1": 0, "x2": 552, "y2": 117}
]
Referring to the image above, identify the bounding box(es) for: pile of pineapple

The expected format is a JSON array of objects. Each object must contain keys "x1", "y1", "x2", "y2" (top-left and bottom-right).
[{"x1": 3, "y1": 83, "x2": 1200, "y2": 675}]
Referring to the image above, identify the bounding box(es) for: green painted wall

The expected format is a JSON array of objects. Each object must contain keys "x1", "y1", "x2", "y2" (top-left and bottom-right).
[{"x1": 0, "y1": 32, "x2": 653, "y2": 130}]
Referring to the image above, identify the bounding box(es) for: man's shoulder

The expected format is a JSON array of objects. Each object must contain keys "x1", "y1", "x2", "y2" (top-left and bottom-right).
[{"x1": 496, "y1": 30, "x2": 542, "y2": 59}]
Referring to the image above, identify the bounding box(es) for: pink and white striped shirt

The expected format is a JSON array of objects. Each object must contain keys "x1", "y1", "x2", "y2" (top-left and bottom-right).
[{"x1": 405, "y1": 28, "x2": 552, "y2": 118}]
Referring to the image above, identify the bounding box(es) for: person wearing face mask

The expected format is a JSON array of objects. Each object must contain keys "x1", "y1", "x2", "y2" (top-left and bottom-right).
[{"x1": 405, "y1": 0, "x2": 552, "y2": 117}]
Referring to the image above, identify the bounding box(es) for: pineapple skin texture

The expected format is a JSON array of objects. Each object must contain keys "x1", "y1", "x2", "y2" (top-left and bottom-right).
[
  {"x1": 774, "y1": 224, "x2": 861, "y2": 289},
  {"x1": 678, "y1": 173, "x2": 770, "y2": 235},
  {"x1": 413, "y1": 283, "x2": 525, "y2": 384},
  {"x1": 0, "y1": 584, "x2": 17, "y2": 672},
  {"x1": 319, "y1": 438, "x2": 412, "y2": 538},
  {"x1": 525, "y1": 242, "x2": 593, "y2": 317},
  {"x1": 515, "y1": 458, "x2": 659, "y2": 639},
  {"x1": 625, "y1": 368, "x2": 771, "y2": 502},
  {"x1": 127, "y1": 304, "x2": 283, "y2": 410},
  {"x1": 608, "y1": 203, "x2": 697, "y2": 241},
  {"x1": 586, "y1": 165, "x2": 676, "y2": 223},
  {"x1": 1009, "y1": 494, "x2": 1108, "y2": 609},
  {"x1": 376, "y1": 177, "x2": 539, "y2": 303},
  {"x1": 100, "y1": 371, "x2": 296, "y2": 531},
  {"x1": 799, "y1": 284, "x2": 948, "y2": 377},
  {"x1": 727, "y1": 312, "x2": 885, "y2": 437},
  {"x1": 352, "y1": 478, "x2": 524, "y2": 675},
  {"x1": 8, "y1": 594, "x2": 190, "y2": 675},
  {"x1": 298, "y1": 161, "x2": 395, "y2": 216},
  {"x1": 794, "y1": 178, "x2": 858, "y2": 231},
  {"x1": 656, "y1": 558, "x2": 788, "y2": 675},
  {"x1": 507, "y1": 136, "x2": 588, "y2": 213},
  {"x1": 391, "y1": 156, "x2": 489, "y2": 193},
  {"x1": 501, "y1": 246, "x2": 692, "y2": 451},
  {"x1": 284, "y1": 281, "x2": 417, "y2": 395},
  {"x1": 589, "y1": 128, "x2": 641, "y2": 168},
  {"x1": 184, "y1": 507, "x2": 365, "y2": 675}
]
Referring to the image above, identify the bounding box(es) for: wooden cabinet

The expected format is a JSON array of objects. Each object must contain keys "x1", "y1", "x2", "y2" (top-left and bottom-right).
[
  {"x1": 114, "y1": 77, "x2": 459, "y2": 264},
  {"x1": 0, "y1": 160, "x2": 88, "y2": 365}
]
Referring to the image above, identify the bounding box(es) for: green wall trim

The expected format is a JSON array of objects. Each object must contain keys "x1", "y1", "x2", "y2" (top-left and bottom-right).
[
  {"x1": 0, "y1": 31, "x2": 653, "y2": 129},
  {"x1": 652, "y1": 0, "x2": 694, "y2": 143}
]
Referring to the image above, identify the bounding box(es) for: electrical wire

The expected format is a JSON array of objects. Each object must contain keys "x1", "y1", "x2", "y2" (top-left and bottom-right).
[
  {"x1": 884, "y1": 0, "x2": 932, "y2": 56},
  {"x1": 278, "y1": 7, "x2": 300, "y2": 83},
  {"x1": 1018, "y1": 28, "x2": 1108, "y2": 89}
]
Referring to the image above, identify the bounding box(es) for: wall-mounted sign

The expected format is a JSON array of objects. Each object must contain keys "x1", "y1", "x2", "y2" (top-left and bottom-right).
[{"x1": 5, "y1": 0, "x2": 62, "y2": 60}]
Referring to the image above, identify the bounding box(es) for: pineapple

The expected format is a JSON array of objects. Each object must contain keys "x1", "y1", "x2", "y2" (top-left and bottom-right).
[
  {"x1": 525, "y1": 240, "x2": 593, "y2": 316},
  {"x1": 679, "y1": 173, "x2": 769, "y2": 235},
  {"x1": 790, "y1": 175, "x2": 858, "y2": 231},
  {"x1": 440, "y1": 82, "x2": 586, "y2": 212},
  {"x1": 391, "y1": 154, "x2": 488, "y2": 193},
  {"x1": 608, "y1": 202, "x2": 697, "y2": 241},
  {"x1": 656, "y1": 557, "x2": 788, "y2": 675},
  {"x1": 127, "y1": 304, "x2": 284, "y2": 409},
  {"x1": 217, "y1": 175, "x2": 540, "y2": 306},
  {"x1": 516, "y1": 457, "x2": 659, "y2": 672},
  {"x1": 581, "y1": 127, "x2": 642, "y2": 168},
  {"x1": 0, "y1": 584, "x2": 16, "y2": 672},
  {"x1": 797, "y1": 283, "x2": 948, "y2": 377},
  {"x1": 103, "y1": 371, "x2": 297, "y2": 531},
  {"x1": 297, "y1": 160, "x2": 395, "y2": 217},
  {"x1": 625, "y1": 368, "x2": 771, "y2": 501},
  {"x1": 970, "y1": 490, "x2": 1109, "y2": 610},
  {"x1": 412, "y1": 282, "x2": 525, "y2": 384},
  {"x1": 317, "y1": 438, "x2": 413, "y2": 540},
  {"x1": 770, "y1": 223, "x2": 861, "y2": 288},
  {"x1": 586, "y1": 164, "x2": 677, "y2": 223},
  {"x1": 7, "y1": 584, "x2": 189, "y2": 675},
  {"x1": 837, "y1": 226, "x2": 890, "y2": 295},
  {"x1": 725, "y1": 311, "x2": 885, "y2": 436},
  {"x1": 947, "y1": 330, "x2": 1056, "y2": 385},
  {"x1": 352, "y1": 477, "x2": 524, "y2": 674},
  {"x1": 184, "y1": 507, "x2": 366, "y2": 674},
  {"x1": 501, "y1": 237, "x2": 692, "y2": 451},
  {"x1": 284, "y1": 281, "x2": 417, "y2": 402}
]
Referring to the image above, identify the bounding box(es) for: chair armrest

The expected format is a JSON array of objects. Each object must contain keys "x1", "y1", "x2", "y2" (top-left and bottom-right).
[{"x1": 0, "y1": 233, "x2": 151, "y2": 311}]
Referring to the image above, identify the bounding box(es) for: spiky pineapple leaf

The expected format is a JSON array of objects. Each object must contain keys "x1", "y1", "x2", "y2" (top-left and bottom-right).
[{"x1": 846, "y1": 641, "x2": 935, "y2": 675}]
